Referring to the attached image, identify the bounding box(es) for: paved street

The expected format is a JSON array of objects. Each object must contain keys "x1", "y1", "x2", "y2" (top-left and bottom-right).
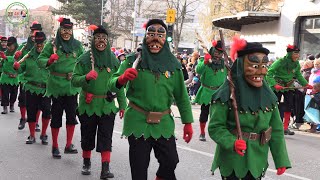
[{"x1": 0, "y1": 104, "x2": 319, "y2": 180}]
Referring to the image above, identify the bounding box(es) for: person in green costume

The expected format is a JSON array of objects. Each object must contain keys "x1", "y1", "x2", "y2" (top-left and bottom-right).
[
  {"x1": 266, "y1": 45, "x2": 312, "y2": 135},
  {"x1": 15, "y1": 21, "x2": 43, "y2": 131},
  {"x1": 209, "y1": 37, "x2": 291, "y2": 179},
  {"x1": 0, "y1": 36, "x2": 8, "y2": 101},
  {"x1": 194, "y1": 40, "x2": 227, "y2": 141},
  {"x1": 13, "y1": 31, "x2": 51, "y2": 145},
  {"x1": 38, "y1": 17, "x2": 84, "y2": 159},
  {"x1": 72, "y1": 25, "x2": 126, "y2": 179},
  {"x1": 109, "y1": 19, "x2": 194, "y2": 180},
  {"x1": 0, "y1": 37, "x2": 19, "y2": 114}
]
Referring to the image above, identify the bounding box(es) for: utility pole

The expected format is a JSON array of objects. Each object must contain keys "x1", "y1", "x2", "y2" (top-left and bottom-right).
[{"x1": 101, "y1": 0, "x2": 104, "y2": 25}]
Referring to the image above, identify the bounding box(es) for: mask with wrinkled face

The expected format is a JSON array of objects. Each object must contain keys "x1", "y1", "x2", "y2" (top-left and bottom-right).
[
  {"x1": 35, "y1": 43, "x2": 44, "y2": 53},
  {"x1": 146, "y1": 24, "x2": 166, "y2": 54},
  {"x1": 60, "y1": 27, "x2": 73, "y2": 41},
  {"x1": 94, "y1": 33, "x2": 108, "y2": 52},
  {"x1": 243, "y1": 52, "x2": 269, "y2": 88}
]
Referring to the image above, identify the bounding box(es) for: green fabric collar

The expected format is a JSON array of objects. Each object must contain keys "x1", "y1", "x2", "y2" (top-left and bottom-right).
[
  {"x1": 279, "y1": 52, "x2": 298, "y2": 73},
  {"x1": 28, "y1": 47, "x2": 40, "y2": 59},
  {"x1": 78, "y1": 41, "x2": 119, "y2": 69},
  {"x1": 54, "y1": 27, "x2": 80, "y2": 54},
  {"x1": 138, "y1": 37, "x2": 181, "y2": 73},
  {"x1": 212, "y1": 57, "x2": 278, "y2": 112}
]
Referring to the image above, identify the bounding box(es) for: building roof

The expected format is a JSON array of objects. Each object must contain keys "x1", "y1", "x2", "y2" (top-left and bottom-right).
[{"x1": 212, "y1": 11, "x2": 280, "y2": 31}]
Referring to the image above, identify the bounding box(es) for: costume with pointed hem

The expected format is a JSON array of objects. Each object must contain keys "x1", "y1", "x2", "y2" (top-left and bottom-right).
[
  {"x1": 209, "y1": 40, "x2": 291, "y2": 179},
  {"x1": 109, "y1": 19, "x2": 193, "y2": 180}
]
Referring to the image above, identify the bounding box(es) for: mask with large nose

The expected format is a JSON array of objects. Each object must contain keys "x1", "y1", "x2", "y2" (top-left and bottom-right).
[{"x1": 145, "y1": 24, "x2": 167, "y2": 54}]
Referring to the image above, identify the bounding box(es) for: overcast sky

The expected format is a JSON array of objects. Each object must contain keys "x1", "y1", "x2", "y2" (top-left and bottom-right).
[{"x1": 0, "y1": 0, "x2": 58, "y2": 10}]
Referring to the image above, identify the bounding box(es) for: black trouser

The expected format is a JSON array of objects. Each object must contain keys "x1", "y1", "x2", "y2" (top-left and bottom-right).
[
  {"x1": 274, "y1": 90, "x2": 295, "y2": 112},
  {"x1": 221, "y1": 171, "x2": 262, "y2": 180},
  {"x1": 293, "y1": 90, "x2": 305, "y2": 124},
  {"x1": 26, "y1": 91, "x2": 51, "y2": 122},
  {"x1": 128, "y1": 136, "x2": 179, "y2": 180},
  {"x1": 50, "y1": 95, "x2": 78, "y2": 128},
  {"x1": 199, "y1": 104, "x2": 210, "y2": 122},
  {"x1": 18, "y1": 83, "x2": 26, "y2": 107},
  {"x1": 78, "y1": 113, "x2": 115, "y2": 152},
  {"x1": 1, "y1": 84, "x2": 18, "y2": 106}
]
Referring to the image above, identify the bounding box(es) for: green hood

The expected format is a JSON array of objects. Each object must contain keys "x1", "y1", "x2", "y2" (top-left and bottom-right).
[
  {"x1": 138, "y1": 37, "x2": 181, "y2": 73},
  {"x1": 54, "y1": 27, "x2": 81, "y2": 54},
  {"x1": 212, "y1": 57, "x2": 278, "y2": 112}
]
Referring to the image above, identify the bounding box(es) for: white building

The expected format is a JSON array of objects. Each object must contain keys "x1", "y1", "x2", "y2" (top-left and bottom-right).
[{"x1": 212, "y1": 0, "x2": 320, "y2": 59}]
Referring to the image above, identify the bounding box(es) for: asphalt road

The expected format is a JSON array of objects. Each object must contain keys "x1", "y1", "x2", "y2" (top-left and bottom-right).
[{"x1": 0, "y1": 104, "x2": 319, "y2": 180}]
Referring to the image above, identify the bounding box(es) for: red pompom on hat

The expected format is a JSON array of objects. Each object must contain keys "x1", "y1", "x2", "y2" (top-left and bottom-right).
[
  {"x1": 230, "y1": 36, "x2": 247, "y2": 61},
  {"x1": 212, "y1": 40, "x2": 217, "y2": 48},
  {"x1": 57, "y1": 17, "x2": 64, "y2": 23},
  {"x1": 88, "y1": 24, "x2": 99, "y2": 31},
  {"x1": 286, "y1": 44, "x2": 300, "y2": 52}
]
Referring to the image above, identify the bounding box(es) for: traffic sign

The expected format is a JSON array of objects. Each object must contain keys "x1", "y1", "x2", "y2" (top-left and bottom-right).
[{"x1": 166, "y1": 9, "x2": 176, "y2": 23}]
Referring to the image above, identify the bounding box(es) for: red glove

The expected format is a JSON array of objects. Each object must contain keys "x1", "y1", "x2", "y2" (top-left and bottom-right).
[
  {"x1": 274, "y1": 84, "x2": 284, "y2": 91},
  {"x1": 204, "y1": 53, "x2": 211, "y2": 65},
  {"x1": 277, "y1": 167, "x2": 286, "y2": 175},
  {"x1": 85, "y1": 92, "x2": 94, "y2": 104},
  {"x1": 234, "y1": 139, "x2": 246, "y2": 156},
  {"x1": 14, "y1": 51, "x2": 22, "y2": 60},
  {"x1": 0, "y1": 51, "x2": 6, "y2": 59},
  {"x1": 86, "y1": 70, "x2": 98, "y2": 81},
  {"x1": 119, "y1": 109, "x2": 125, "y2": 119},
  {"x1": 183, "y1": 123, "x2": 193, "y2": 143},
  {"x1": 13, "y1": 62, "x2": 20, "y2": 70},
  {"x1": 305, "y1": 84, "x2": 313, "y2": 89},
  {"x1": 47, "y1": 54, "x2": 59, "y2": 65},
  {"x1": 118, "y1": 68, "x2": 138, "y2": 85}
]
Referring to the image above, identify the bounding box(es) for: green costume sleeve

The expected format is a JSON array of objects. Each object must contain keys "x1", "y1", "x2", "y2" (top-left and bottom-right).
[
  {"x1": 109, "y1": 59, "x2": 130, "y2": 92},
  {"x1": 294, "y1": 63, "x2": 308, "y2": 86},
  {"x1": 269, "y1": 108, "x2": 292, "y2": 169},
  {"x1": 266, "y1": 60, "x2": 281, "y2": 87},
  {"x1": 208, "y1": 102, "x2": 237, "y2": 151},
  {"x1": 38, "y1": 42, "x2": 53, "y2": 68},
  {"x1": 19, "y1": 59, "x2": 26, "y2": 72},
  {"x1": 172, "y1": 70, "x2": 194, "y2": 124},
  {"x1": 71, "y1": 62, "x2": 89, "y2": 88},
  {"x1": 116, "y1": 89, "x2": 127, "y2": 110},
  {"x1": 195, "y1": 57, "x2": 205, "y2": 75}
]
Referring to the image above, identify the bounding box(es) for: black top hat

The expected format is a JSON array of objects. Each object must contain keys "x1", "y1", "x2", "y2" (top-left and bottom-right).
[
  {"x1": 7, "y1": 37, "x2": 17, "y2": 46},
  {"x1": 93, "y1": 25, "x2": 108, "y2": 36},
  {"x1": 30, "y1": 23, "x2": 42, "y2": 31},
  {"x1": 0, "y1": 37, "x2": 7, "y2": 41},
  {"x1": 237, "y1": 42, "x2": 270, "y2": 57},
  {"x1": 146, "y1": 19, "x2": 168, "y2": 31},
  {"x1": 60, "y1": 18, "x2": 73, "y2": 29},
  {"x1": 286, "y1": 44, "x2": 300, "y2": 52},
  {"x1": 35, "y1": 32, "x2": 46, "y2": 44},
  {"x1": 213, "y1": 40, "x2": 223, "y2": 51}
]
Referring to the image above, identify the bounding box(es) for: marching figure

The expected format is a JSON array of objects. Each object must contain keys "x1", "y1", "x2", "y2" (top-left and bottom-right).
[
  {"x1": 15, "y1": 21, "x2": 43, "y2": 131},
  {"x1": 110, "y1": 19, "x2": 194, "y2": 180},
  {"x1": 193, "y1": 40, "x2": 227, "y2": 141},
  {"x1": 38, "y1": 18, "x2": 84, "y2": 158},
  {"x1": 13, "y1": 32, "x2": 51, "y2": 144},
  {"x1": 72, "y1": 25, "x2": 126, "y2": 179},
  {"x1": 209, "y1": 37, "x2": 291, "y2": 179},
  {"x1": 266, "y1": 45, "x2": 312, "y2": 135},
  {"x1": 0, "y1": 36, "x2": 7, "y2": 52},
  {"x1": 0, "y1": 37, "x2": 19, "y2": 114}
]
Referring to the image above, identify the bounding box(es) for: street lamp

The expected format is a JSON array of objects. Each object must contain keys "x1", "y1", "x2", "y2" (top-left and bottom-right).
[{"x1": 101, "y1": 0, "x2": 103, "y2": 25}]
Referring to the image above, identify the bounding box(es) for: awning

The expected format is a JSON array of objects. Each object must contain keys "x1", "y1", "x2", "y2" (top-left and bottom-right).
[{"x1": 212, "y1": 11, "x2": 280, "y2": 31}]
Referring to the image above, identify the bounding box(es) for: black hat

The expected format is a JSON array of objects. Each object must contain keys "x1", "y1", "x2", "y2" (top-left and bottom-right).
[
  {"x1": 93, "y1": 25, "x2": 108, "y2": 36},
  {"x1": 0, "y1": 36, "x2": 7, "y2": 41},
  {"x1": 7, "y1": 37, "x2": 17, "y2": 46},
  {"x1": 286, "y1": 44, "x2": 299, "y2": 52},
  {"x1": 212, "y1": 40, "x2": 223, "y2": 51},
  {"x1": 146, "y1": 19, "x2": 167, "y2": 31},
  {"x1": 59, "y1": 18, "x2": 73, "y2": 29},
  {"x1": 237, "y1": 42, "x2": 270, "y2": 57},
  {"x1": 30, "y1": 22, "x2": 42, "y2": 31},
  {"x1": 35, "y1": 32, "x2": 46, "y2": 44}
]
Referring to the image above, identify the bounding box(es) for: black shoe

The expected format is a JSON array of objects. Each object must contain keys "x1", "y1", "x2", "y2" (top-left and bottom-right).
[
  {"x1": 52, "y1": 147, "x2": 61, "y2": 159},
  {"x1": 1, "y1": 106, "x2": 7, "y2": 114},
  {"x1": 18, "y1": 118, "x2": 26, "y2": 130},
  {"x1": 40, "y1": 135, "x2": 48, "y2": 145},
  {"x1": 35, "y1": 124, "x2": 41, "y2": 132},
  {"x1": 81, "y1": 158, "x2": 91, "y2": 175},
  {"x1": 100, "y1": 162, "x2": 114, "y2": 179},
  {"x1": 26, "y1": 136, "x2": 36, "y2": 144},
  {"x1": 199, "y1": 134, "x2": 206, "y2": 141},
  {"x1": 9, "y1": 105, "x2": 14, "y2": 112},
  {"x1": 284, "y1": 129, "x2": 295, "y2": 135},
  {"x1": 64, "y1": 144, "x2": 78, "y2": 154}
]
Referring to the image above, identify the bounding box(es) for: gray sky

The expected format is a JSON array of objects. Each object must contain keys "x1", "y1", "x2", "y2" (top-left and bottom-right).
[{"x1": 0, "y1": 0, "x2": 58, "y2": 10}]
